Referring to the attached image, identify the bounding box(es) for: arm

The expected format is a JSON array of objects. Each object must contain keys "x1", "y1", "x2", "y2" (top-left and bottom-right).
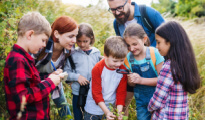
[
  {"x1": 116, "y1": 74, "x2": 127, "y2": 106},
  {"x1": 148, "y1": 64, "x2": 173, "y2": 111},
  {"x1": 64, "y1": 58, "x2": 80, "y2": 82},
  {"x1": 91, "y1": 66, "x2": 104, "y2": 104},
  {"x1": 127, "y1": 61, "x2": 164, "y2": 86},
  {"x1": 8, "y1": 60, "x2": 56, "y2": 104},
  {"x1": 98, "y1": 102, "x2": 116, "y2": 120}
]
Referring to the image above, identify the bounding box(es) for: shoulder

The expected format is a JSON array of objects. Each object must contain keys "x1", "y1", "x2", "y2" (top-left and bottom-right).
[
  {"x1": 6, "y1": 52, "x2": 26, "y2": 66},
  {"x1": 160, "y1": 60, "x2": 171, "y2": 75},
  {"x1": 146, "y1": 6, "x2": 159, "y2": 15},
  {"x1": 91, "y1": 47, "x2": 100, "y2": 53}
]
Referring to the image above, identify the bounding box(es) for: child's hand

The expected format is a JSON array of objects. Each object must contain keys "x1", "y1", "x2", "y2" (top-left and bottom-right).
[
  {"x1": 128, "y1": 73, "x2": 142, "y2": 85},
  {"x1": 52, "y1": 69, "x2": 63, "y2": 75},
  {"x1": 78, "y1": 75, "x2": 89, "y2": 86},
  {"x1": 117, "y1": 112, "x2": 123, "y2": 120},
  {"x1": 106, "y1": 112, "x2": 116, "y2": 120},
  {"x1": 48, "y1": 74, "x2": 62, "y2": 86}
]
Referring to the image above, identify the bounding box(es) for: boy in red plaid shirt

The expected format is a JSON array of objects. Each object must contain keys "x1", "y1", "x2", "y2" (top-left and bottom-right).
[{"x1": 3, "y1": 12, "x2": 63, "y2": 120}]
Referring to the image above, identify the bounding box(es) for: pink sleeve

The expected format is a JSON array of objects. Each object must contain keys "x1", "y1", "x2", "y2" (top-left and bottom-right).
[
  {"x1": 92, "y1": 64, "x2": 104, "y2": 104},
  {"x1": 116, "y1": 73, "x2": 127, "y2": 106}
]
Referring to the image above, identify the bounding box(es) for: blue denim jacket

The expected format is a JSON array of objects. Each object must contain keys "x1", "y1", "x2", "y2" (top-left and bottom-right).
[{"x1": 113, "y1": 2, "x2": 165, "y2": 47}]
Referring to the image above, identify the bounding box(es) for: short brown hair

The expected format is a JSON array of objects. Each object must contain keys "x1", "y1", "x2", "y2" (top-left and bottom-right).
[
  {"x1": 51, "y1": 16, "x2": 78, "y2": 42},
  {"x1": 77, "y1": 23, "x2": 95, "y2": 45},
  {"x1": 104, "y1": 36, "x2": 128, "y2": 59},
  {"x1": 17, "y1": 12, "x2": 51, "y2": 37}
]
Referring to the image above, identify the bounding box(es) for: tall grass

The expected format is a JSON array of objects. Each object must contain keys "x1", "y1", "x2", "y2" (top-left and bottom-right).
[{"x1": 0, "y1": 0, "x2": 205, "y2": 119}]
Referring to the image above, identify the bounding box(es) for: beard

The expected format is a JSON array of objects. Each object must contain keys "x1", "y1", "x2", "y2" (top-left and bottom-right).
[{"x1": 114, "y1": 8, "x2": 130, "y2": 24}]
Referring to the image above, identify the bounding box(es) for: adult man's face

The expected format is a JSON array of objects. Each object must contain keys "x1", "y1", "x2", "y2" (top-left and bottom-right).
[{"x1": 108, "y1": 0, "x2": 131, "y2": 24}]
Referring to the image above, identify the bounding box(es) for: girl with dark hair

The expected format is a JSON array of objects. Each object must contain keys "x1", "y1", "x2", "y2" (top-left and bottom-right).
[
  {"x1": 33, "y1": 16, "x2": 78, "y2": 118},
  {"x1": 64, "y1": 23, "x2": 101, "y2": 120},
  {"x1": 148, "y1": 21, "x2": 201, "y2": 119}
]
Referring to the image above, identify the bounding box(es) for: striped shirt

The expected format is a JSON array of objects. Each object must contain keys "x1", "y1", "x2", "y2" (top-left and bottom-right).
[{"x1": 148, "y1": 60, "x2": 189, "y2": 120}]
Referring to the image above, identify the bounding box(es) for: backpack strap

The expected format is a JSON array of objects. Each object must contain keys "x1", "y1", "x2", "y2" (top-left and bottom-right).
[
  {"x1": 124, "y1": 57, "x2": 130, "y2": 69},
  {"x1": 149, "y1": 47, "x2": 156, "y2": 69},
  {"x1": 68, "y1": 55, "x2": 76, "y2": 72},
  {"x1": 139, "y1": 5, "x2": 155, "y2": 33},
  {"x1": 114, "y1": 19, "x2": 121, "y2": 36}
]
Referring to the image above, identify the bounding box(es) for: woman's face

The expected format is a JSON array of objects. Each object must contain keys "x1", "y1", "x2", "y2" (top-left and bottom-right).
[{"x1": 56, "y1": 27, "x2": 78, "y2": 50}]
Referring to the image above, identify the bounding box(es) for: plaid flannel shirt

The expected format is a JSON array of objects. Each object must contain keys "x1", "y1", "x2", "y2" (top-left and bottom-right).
[
  {"x1": 4, "y1": 44, "x2": 56, "y2": 120},
  {"x1": 148, "y1": 60, "x2": 189, "y2": 120}
]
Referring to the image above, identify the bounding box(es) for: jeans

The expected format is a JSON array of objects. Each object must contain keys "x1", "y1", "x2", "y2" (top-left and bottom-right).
[
  {"x1": 72, "y1": 94, "x2": 83, "y2": 120},
  {"x1": 52, "y1": 85, "x2": 72, "y2": 118},
  {"x1": 84, "y1": 111, "x2": 105, "y2": 120}
]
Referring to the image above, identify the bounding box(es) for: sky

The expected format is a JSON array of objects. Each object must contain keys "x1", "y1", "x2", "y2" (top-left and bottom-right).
[{"x1": 62, "y1": 0, "x2": 159, "y2": 8}]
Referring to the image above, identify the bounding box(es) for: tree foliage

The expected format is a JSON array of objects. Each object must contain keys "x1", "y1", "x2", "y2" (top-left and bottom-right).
[{"x1": 151, "y1": 0, "x2": 205, "y2": 18}]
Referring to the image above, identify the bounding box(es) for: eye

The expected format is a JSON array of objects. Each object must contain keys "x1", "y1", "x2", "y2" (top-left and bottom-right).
[
  {"x1": 84, "y1": 40, "x2": 88, "y2": 43},
  {"x1": 69, "y1": 35, "x2": 75, "y2": 38}
]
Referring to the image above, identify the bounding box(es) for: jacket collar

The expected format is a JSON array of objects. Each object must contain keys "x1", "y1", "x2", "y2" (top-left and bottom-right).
[
  {"x1": 45, "y1": 37, "x2": 71, "y2": 54},
  {"x1": 13, "y1": 44, "x2": 34, "y2": 63}
]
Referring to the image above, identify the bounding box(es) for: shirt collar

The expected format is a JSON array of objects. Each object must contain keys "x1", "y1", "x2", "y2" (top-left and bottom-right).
[{"x1": 13, "y1": 44, "x2": 34, "y2": 63}]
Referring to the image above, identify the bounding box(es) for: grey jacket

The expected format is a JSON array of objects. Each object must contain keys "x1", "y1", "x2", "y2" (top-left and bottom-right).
[{"x1": 64, "y1": 47, "x2": 101, "y2": 95}]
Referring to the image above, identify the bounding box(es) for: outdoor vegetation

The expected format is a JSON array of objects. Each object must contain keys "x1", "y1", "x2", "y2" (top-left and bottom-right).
[{"x1": 0, "y1": 0, "x2": 204, "y2": 119}]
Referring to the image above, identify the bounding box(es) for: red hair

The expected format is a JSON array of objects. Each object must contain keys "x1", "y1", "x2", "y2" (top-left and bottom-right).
[{"x1": 51, "y1": 16, "x2": 77, "y2": 42}]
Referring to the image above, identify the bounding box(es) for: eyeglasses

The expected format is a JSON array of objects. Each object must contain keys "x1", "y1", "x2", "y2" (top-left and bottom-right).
[{"x1": 108, "y1": 0, "x2": 128, "y2": 14}]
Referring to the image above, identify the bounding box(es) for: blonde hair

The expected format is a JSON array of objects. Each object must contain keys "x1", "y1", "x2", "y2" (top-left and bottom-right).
[
  {"x1": 17, "y1": 12, "x2": 51, "y2": 37},
  {"x1": 104, "y1": 36, "x2": 128, "y2": 59}
]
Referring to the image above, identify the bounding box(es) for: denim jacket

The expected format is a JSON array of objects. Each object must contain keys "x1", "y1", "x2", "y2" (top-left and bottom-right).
[{"x1": 113, "y1": 2, "x2": 165, "y2": 47}]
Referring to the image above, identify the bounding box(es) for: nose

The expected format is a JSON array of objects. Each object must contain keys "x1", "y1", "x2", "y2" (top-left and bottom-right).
[
  {"x1": 156, "y1": 44, "x2": 158, "y2": 49},
  {"x1": 72, "y1": 37, "x2": 76, "y2": 43},
  {"x1": 116, "y1": 62, "x2": 122, "y2": 67},
  {"x1": 130, "y1": 46, "x2": 134, "y2": 52},
  {"x1": 115, "y1": 10, "x2": 121, "y2": 15}
]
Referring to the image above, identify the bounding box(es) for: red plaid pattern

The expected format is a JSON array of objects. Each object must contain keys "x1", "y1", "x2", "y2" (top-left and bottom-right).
[{"x1": 4, "y1": 44, "x2": 56, "y2": 120}]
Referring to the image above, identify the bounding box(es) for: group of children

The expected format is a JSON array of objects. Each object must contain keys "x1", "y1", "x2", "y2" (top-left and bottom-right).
[{"x1": 3, "y1": 11, "x2": 201, "y2": 120}]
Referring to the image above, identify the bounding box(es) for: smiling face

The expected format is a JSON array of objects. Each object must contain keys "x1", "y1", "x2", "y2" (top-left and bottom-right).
[
  {"x1": 104, "y1": 55, "x2": 125, "y2": 70},
  {"x1": 156, "y1": 34, "x2": 170, "y2": 56},
  {"x1": 29, "y1": 33, "x2": 48, "y2": 54},
  {"x1": 77, "y1": 34, "x2": 91, "y2": 50},
  {"x1": 55, "y1": 27, "x2": 78, "y2": 50},
  {"x1": 108, "y1": 0, "x2": 130, "y2": 24},
  {"x1": 124, "y1": 36, "x2": 145, "y2": 56}
]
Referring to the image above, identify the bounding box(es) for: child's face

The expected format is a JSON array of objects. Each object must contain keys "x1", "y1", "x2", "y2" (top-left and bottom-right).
[
  {"x1": 56, "y1": 28, "x2": 78, "y2": 50},
  {"x1": 77, "y1": 35, "x2": 91, "y2": 50},
  {"x1": 125, "y1": 36, "x2": 145, "y2": 56},
  {"x1": 104, "y1": 55, "x2": 125, "y2": 69},
  {"x1": 29, "y1": 33, "x2": 48, "y2": 54},
  {"x1": 156, "y1": 34, "x2": 170, "y2": 56}
]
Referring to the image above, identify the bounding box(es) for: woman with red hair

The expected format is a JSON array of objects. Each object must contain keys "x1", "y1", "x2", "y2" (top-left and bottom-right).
[{"x1": 33, "y1": 16, "x2": 78, "y2": 118}]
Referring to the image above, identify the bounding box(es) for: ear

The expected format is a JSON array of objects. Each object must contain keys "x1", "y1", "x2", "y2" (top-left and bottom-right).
[
  {"x1": 54, "y1": 30, "x2": 59, "y2": 38},
  {"x1": 143, "y1": 36, "x2": 148, "y2": 43},
  {"x1": 25, "y1": 30, "x2": 34, "y2": 40},
  {"x1": 103, "y1": 53, "x2": 108, "y2": 58}
]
